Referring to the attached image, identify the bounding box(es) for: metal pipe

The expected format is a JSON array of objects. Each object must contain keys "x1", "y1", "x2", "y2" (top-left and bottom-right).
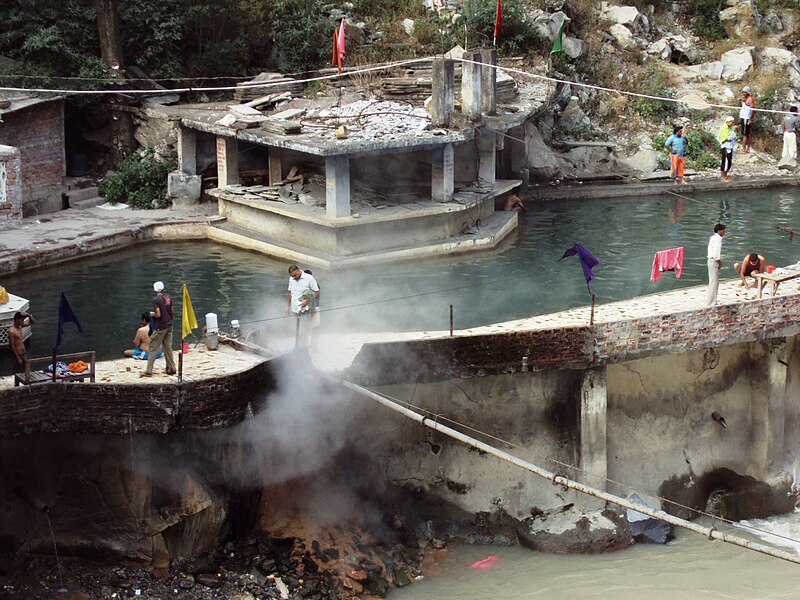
[
  {"x1": 14, "y1": 486, "x2": 49, "y2": 513},
  {"x1": 340, "y1": 379, "x2": 800, "y2": 566}
]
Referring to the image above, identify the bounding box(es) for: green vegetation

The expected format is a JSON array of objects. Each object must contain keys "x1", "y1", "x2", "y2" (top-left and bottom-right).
[
  {"x1": 100, "y1": 148, "x2": 176, "y2": 209},
  {"x1": 653, "y1": 129, "x2": 721, "y2": 171},
  {"x1": 628, "y1": 70, "x2": 676, "y2": 121},
  {"x1": 463, "y1": 0, "x2": 546, "y2": 56},
  {"x1": 686, "y1": 0, "x2": 727, "y2": 40}
]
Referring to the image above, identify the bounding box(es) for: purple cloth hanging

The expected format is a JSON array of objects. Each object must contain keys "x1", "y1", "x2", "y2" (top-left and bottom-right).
[{"x1": 560, "y1": 243, "x2": 600, "y2": 294}]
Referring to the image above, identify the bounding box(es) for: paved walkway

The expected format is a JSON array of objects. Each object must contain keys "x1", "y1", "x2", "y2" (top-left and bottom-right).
[
  {"x1": 0, "y1": 342, "x2": 264, "y2": 389},
  {"x1": 0, "y1": 203, "x2": 218, "y2": 275},
  {"x1": 303, "y1": 273, "x2": 800, "y2": 373}
]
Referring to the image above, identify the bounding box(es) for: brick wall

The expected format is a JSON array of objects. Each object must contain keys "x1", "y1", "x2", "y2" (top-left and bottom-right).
[
  {"x1": 593, "y1": 293, "x2": 800, "y2": 363},
  {"x1": 0, "y1": 361, "x2": 276, "y2": 436},
  {"x1": 347, "y1": 327, "x2": 593, "y2": 386},
  {"x1": 0, "y1": 100, "x2": 64, "y2": 216},
  {"x1": 347, "y1": 293, "x2": 800, "y2": 385},
  {"x1": 0, "y1": 145, "x2": 22, "y2": 228}
]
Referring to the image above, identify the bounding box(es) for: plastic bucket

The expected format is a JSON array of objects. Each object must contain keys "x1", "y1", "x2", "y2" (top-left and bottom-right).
[
  {"x1": 182, "y1": 342, "x2": 189, "y2": 354},
  {"x1": 205, "y1": 312, "x2": 219, "y2": 333}
]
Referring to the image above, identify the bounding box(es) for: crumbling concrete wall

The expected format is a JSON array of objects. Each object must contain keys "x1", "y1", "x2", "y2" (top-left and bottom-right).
[{"x1": 0, "y1": 145, "x2": 22, "y2": 228}]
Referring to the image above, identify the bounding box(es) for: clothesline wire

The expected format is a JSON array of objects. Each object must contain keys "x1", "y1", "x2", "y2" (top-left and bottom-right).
[{"x1": 2, "y1": 52, "x2": 797, "y2": 120}]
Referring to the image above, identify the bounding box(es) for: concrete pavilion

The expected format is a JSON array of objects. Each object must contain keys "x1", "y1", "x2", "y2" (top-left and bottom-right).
[{"x1": 158, "y1": 51, "x2": 534, "y2": 268}]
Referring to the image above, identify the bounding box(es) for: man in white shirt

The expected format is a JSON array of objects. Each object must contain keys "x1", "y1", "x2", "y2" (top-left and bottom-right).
[
  {"x1": 287, "y1": 265, "x2": 320, "y2": 348},
  {"x1": 707, "y1": 224, "x2": 726, "y2": 306}
]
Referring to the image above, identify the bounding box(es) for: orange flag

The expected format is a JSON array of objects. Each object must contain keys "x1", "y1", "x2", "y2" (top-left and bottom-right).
[{"x1": 332, "y1": 27, "x2": 340, "y2": 67}]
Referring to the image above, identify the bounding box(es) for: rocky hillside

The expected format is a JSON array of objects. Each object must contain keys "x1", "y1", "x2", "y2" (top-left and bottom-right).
[{"x1": 343, "y1": 0, "x2": 800, "y2": 180}]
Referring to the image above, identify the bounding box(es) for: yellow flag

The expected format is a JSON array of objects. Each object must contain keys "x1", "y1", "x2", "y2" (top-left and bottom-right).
[{"x1": 182, "y1": 283, "x2": 199, "y2": 340}]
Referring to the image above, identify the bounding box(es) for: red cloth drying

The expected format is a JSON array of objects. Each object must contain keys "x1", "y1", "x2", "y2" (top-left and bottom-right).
[{"x1": 651, "y1": 247, "x2": 685, "y2": 282}]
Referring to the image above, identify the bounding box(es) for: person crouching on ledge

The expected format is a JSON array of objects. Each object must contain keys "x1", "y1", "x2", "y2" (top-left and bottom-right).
[{"x1": 734, "y1": 252, "x2": 767, "y2": 290}]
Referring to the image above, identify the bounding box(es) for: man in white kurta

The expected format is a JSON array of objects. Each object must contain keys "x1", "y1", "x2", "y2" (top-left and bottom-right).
[
  {"x1": 706, "y1": 224, "x2": 726, "y2": 307},
  {"x1": 287, "y1": 265, "x2": 320, "y2": 348}
]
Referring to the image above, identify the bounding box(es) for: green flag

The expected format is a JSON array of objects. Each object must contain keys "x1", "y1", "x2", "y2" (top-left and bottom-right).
[{"x1": 551, "y1": 19, "x2": 567, "y2": 55}]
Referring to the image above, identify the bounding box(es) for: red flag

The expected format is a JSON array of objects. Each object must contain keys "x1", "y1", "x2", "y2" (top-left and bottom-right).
[
  {"x1": 493, "y1": 0, "x2": 503, "y2": 45},
  {"x1": 338, "y1": 18, "x2": 346, "y2": 60}
]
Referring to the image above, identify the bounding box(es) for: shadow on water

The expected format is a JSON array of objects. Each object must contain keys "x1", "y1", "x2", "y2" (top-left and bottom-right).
[{"x1": 2, "y1": 188, "x2": 800, "y2": 365}]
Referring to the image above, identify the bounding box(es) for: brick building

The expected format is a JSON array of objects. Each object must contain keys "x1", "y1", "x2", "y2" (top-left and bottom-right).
[{"x1": 0, "y1": 92, "x2": 65, "y2": 218}]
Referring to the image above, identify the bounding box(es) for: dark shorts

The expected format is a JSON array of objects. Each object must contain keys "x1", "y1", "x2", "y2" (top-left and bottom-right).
[
  {"x1": 741, "y1": 120, "x2": 752, "y2": 136},
  {"x1": 12, "y1": 353, "x2": 26, "y2": 374}
]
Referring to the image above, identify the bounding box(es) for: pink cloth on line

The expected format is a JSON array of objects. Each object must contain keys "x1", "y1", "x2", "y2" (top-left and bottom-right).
[{"x1": 651, "y1": 247, "x2": 685, "y2": 282}]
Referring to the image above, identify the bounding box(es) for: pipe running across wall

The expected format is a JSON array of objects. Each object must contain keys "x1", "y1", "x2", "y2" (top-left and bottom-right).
[{"x1": 339, "y1": 379, "x2": 800, "y2": 566}]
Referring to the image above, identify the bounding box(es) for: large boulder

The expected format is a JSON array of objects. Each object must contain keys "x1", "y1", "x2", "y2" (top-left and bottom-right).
[
  {"x1": 721, "y1": 46, "x2": 754, "y2": 81},
  {"x1": 557, "y1": 96, "x2": 591, "y2": 133},
  {"x1": 647, "y1": 35, "x2": 700, "y2": 64},
  {"x1": 522, "y1": 121, "x2": 562, "y2": 180},
  {"x1": 621, "y1": 148, "x2": 660, "y2": 174},
  {"x1": 719, "y1": 0, "x2": 761, "y2": 39},
  {"x1": 563, "y1": 37, "x2": 587, "y2": 59},
  {"x1": 608, "y1": 23, "x2": 639, "y2": 50},
  {"x1": 759, "y1": 47, "x2": 800, "y2": 88},
  {"x1": 517, "y1": 504, "x2": 633, "y2": 554},
  {"x1": 532, "y1": 11, "x2": 569, "y2": 41},
  {"x1": 677, "y1": 93, "x2": 713, "y2": 117},
  {"x1": 686, "y1": 61, "x2": 725, "y2": 81},
  {"x1": 600, "y1": 2, "x2": 649, "y2": 33}
]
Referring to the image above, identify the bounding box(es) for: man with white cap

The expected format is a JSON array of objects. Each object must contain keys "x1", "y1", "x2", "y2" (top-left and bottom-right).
[
  {"x1": 740, "y1": 87, "x2": 756, "y2": 153},
  {"x1": 141, "y1": 280, "x2": 177, "y2": 377},
  {"x1": 718, "y1": 116, "x2": 739, "y2": 182}
]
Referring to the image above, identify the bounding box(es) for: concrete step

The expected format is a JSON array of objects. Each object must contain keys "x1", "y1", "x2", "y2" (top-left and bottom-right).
[
  {"x1": 67, "y1": 186, "x2": 100, "y2": 203},
  {"x1": 209, "y1": 210, "x2": 518, "y2": 268},
  {"x1": 70, "y1": 196, "x2": 107, "y2": 210}
]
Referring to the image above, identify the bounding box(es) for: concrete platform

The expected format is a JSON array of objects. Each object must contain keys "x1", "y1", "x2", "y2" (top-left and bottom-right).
[
  {"x1": 0, "y1": 342, "x2": 265, "y2": 389},
  {"x1": 209, "y1": 180, "x2": 521, "y2": 266}
]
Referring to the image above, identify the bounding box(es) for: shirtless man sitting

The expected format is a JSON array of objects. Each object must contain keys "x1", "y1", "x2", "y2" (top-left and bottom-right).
[
  {"x1": 504, "y1": 191, "x2": 526, "y2": 212},
  {"x1": 9, "y1": 311, "x2": 35, "y2": 373},
  {"x1": 734, "y1": 252, "x2": 767, "y2": 289},
  {"x1": 124, "y1": 312, "x2": 163, "y2": 360}
]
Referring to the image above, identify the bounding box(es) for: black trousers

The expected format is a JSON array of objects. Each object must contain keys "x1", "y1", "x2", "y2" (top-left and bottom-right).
[{"x1": 721, "y1": 148, "x2": 734, "y2": 173}]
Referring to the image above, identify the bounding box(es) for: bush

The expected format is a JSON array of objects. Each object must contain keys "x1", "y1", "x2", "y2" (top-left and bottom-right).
[
  {"x1": 629, "y1": 71, "x2": 676, "y2": 120},
  {"x1": 100, "y1": 148, "x2": 175, "y2": 209},
  {"x1": 695, "y1": 152, "x2": 721, "y2": 169},
  {"x1": 463, "y1": 0, "x2": 545, "y2": 55},
  {"x1": 686, "y1": 0, "x2": 727, "y2": 40}
]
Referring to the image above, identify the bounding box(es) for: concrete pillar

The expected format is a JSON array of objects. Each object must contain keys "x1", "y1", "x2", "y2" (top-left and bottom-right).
[
  {"x1": 431, "y1": 143, "x2": 454, "y2": 202},
  {"x1": 178, "y1": 127, "x2": 197, "y2": 176},
  {"x1": 431, "y1": 58, "x2": 455, "y2": 128},
  {"x1": 480, "y1": 48, "x2": 497, "y2": 116},
  {"x1": 580, "y1": 367, "x2": 608, "y2": 499},
  {"x1": 268, "y1": 149, "x2": 282, "y2": 185},
  {"x1": 751, "y1": 342, "x2": 787, "y2": 478},
  {"x1": 461, "y1": 52, "x2": 483, "y2": 121},
  {"x1": 477, "y1": 130, "x2": 496, "y2": 188},
  {"x1": 216, "y1": 136, "x2": 239, "y2": 189},
  {"x1": 325, "y1": 155, "x2": 351, "y2": 218}
]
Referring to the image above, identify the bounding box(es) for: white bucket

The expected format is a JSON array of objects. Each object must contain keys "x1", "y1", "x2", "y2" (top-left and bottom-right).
[{"x1": 205, "y1": 312, "x2": 219, "y2": 333}]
